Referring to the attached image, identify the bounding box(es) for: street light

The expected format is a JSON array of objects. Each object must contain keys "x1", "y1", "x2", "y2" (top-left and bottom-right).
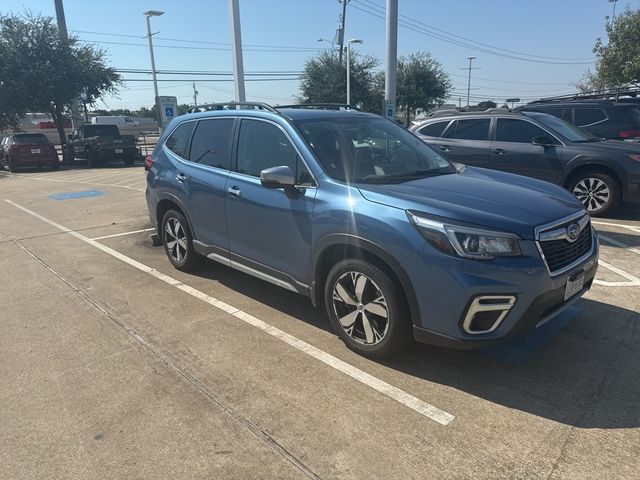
[
  {"x1": 144, "y1": 9, "x2": 164, "y2": 132},
  {"x1": 346, "y1": 38, "x2": 363, "y2": 106},
  {"x1": 466, "y1": 56, "x2": 476, "y2": 108}
]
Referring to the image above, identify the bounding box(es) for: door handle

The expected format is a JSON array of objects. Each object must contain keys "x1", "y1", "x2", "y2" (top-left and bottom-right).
[
  {"x1": 176, "y1": 173, "x2": 187, "y2": 182},
  {"x1": 227, "y1": 186, "x2": 242, "y2": 197},
  {"x1": 439, "y1": 145, "x2": 451, "y2": 152},
  {"x1": 492, "y1": 148, "x2": 506, "y2": 155}
]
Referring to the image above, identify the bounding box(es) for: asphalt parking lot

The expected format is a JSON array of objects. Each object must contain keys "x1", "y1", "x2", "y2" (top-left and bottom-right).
[{"x1": 1, "y1": 164, "x2": 639, "y2": 479}]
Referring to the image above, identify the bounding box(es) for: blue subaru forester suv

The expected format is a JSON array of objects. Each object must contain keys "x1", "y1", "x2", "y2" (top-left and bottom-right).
[{"x1": 145, "y1": 103, "x2": 599, "y2": 358}]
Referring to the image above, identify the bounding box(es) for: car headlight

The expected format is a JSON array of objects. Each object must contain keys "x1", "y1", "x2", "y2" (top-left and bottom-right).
[{"x1": 407, "y1": 212, "x2": 522, "y2": 260}]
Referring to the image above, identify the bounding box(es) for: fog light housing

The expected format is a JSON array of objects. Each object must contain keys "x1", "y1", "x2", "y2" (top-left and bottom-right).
[{"x1": 462, "y1": 296, "x2": 516, "y2": 334}]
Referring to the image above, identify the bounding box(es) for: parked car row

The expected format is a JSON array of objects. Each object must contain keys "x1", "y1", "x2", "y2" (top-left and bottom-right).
[
  {"x1": 144, "y1": 102, "x2": 599, "y2": 358},
  {"x1": 411, "y1": 108, "x2": 640, "y2": 216}
]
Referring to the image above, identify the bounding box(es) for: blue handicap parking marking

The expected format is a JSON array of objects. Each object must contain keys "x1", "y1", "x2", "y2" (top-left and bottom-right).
[
  {"x1": 49, "y1": 190, "x2": 105, "y2": 201},
  {"x1": 480, "y1": 306, "x2": 582, "y2": 366}
]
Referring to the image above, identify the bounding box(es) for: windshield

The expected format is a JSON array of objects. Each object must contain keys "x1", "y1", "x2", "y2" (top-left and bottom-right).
[
  {"x1": 83, "y1": 125, "x2": 121, "y2": 138},
  {"x1": 13, "y1": 134, "x2": 50, "y2": 144},
  {"x1": 523, "y1": 111, "x2": 599, "y2": 142},
  {"x1": 294, "y1": 116, "x2": 454, "y2": 183}
]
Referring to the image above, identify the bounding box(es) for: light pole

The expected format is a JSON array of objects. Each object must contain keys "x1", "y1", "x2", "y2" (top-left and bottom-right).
[
  {"x1": 346, "y1": 38, "x2": 362, "y2": 105},
  {"x1": 144, "y1": 9, "x2": 164, "y2": 131},
  {"x1": 466, "y1": 56, "x2": 476, "y2": 108}
]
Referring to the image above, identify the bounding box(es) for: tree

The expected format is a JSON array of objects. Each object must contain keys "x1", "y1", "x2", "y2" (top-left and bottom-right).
[
  {"x1": 0, "y1": 12, "x2": 120, "y2": 145},
  {"x1": 594, "y1": 8, "x2": 640, "y2": 87},
  {"x1": 396, "y1": 52, "x2": 451, "y2": 126},
  {"x1": 573, "y1": 69, "x2": 609, "y2": 93},
  {"x1": 298, "y1": 50, "x2": 382, "y2": 112}
]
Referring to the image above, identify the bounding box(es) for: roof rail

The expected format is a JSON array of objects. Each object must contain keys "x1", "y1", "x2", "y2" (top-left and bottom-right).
[
  {"x1": 186, "y1": 102, "x2": 278, "y2": 114},
  {"x1": 428, "y1": 107, "x2": 513, "y2": 118},
  {"x1": 528, "y1": 87, "x2": 640, "y2": 104},
  {"x1": 276, "y1": 103, "x2": 361, "y2": 111}
]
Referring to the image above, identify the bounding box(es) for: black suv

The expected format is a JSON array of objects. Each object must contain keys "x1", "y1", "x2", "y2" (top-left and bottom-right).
[
  {"x1": 519, "y1": 99, "x2": 640, "y2": 142},
  {"x1": 411, "y1": 110, "x2": 640, "y2": 216}
]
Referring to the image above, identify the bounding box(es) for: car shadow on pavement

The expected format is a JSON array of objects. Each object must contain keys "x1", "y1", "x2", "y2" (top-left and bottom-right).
[
  {"x1": 601, "y1": 202, "x2": 640, "y2": 221},
  {"x1": 381, "y1": 298, "x2": 640, "y2": 429},
  {"x1": 191, "y1": 260, "x2": 639, "y2": 429}
]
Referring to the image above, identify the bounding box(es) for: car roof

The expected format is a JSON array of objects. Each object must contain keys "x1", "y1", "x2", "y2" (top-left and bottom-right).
[
  {"x1": 522, "y1": 100, "x2": 640, "y2": 108},
  {"x1": 176, "y1": 106, "x2": 380, "y2": 124}
]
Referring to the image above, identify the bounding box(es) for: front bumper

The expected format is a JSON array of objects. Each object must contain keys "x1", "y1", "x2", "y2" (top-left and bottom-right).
[{"x1": 403, "y1": 229, "x2": 599, "y2": 349}]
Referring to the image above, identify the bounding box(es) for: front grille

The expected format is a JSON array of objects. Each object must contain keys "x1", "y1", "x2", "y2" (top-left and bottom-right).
[{"x1": 540, "y1": 222, "x2": 592, "y2": 273}]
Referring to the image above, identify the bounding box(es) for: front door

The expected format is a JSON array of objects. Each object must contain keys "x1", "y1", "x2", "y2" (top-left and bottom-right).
[
  {"x1": 490, "y1": 118, "x2": 564, "y2": 184},
  {"x1": 225, "y1": 118, "x2": 317, "y2": 288}
]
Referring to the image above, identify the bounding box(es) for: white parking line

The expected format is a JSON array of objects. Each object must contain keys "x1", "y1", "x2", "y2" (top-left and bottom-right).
[
  {"x1": 91, "y1": 228, "x2": 155, "y2": 241},
  {"x1": 599, "y1": 234, "x2": 640, "y2": 256},
  {"x1": 594, "y1": 259, "x2": 640, "y2": 287},
  {"x1": 5, "y1": 199, "x2": 455, "y2": 426},
  {"x1": 592, "y1": 221, "x2": 640, "y2": 234}
]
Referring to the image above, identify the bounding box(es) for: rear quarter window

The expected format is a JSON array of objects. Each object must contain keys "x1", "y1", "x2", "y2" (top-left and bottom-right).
[
  {"x1": 165, "y1": 122, "x2": 195, "y2": 158},
  {"x1": 574, "y1": 108, "x2": 607, "y2": 126},
  {"x1": 417, "y1": 121, "x2": 450, "y2": 137}
]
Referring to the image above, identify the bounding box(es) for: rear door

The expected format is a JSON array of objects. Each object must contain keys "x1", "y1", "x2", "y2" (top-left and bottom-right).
[
  {"x1": 426, "y1": 117, "x2": 491, "y2": 167},
  {"x1": 225, "y1": 118, "x2": 317, "y2": 288},
  {"x1": 171, "y1": 117, "x2": 235, "y2": 252},
  {"x1": 490, "y1": 117, "x2": 564, "y2": 184}
]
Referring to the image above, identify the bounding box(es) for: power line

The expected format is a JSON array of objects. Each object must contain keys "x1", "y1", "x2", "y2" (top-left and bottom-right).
[
  {"x1": 350, "y1": 0, "x2": 594, "y2": 65},
  {"x1": 71, "y1": 29, "x2": 322, "y2": 51},
  {"x1": 79, "y1": 38, "x2": 322, "y2": 53},
  {"x1": 356, "y1": 0, "x2": 594, "y2": 62}
]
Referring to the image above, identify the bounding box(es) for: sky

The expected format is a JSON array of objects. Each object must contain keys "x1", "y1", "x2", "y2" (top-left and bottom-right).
[{"x1": 2, "y1": 0, "x2": 640, "y2": 111}]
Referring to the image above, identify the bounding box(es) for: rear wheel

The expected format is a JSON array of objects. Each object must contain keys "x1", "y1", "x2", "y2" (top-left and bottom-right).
[
  {"x1": 324, "y1": 259, "x2": 410, "y2": 358},
  {"x1": 7, "y1": 157, "x2": 17, "y2": 172},
  {"x1": 569, "y1": 171, "x2": 620, "y2": 216},
  {"x1": 86, "y1": 149, "x2": 97, "y2": 168},
  {"x1": 161, "y1": 209, "x2": 203, "y2": 272}
]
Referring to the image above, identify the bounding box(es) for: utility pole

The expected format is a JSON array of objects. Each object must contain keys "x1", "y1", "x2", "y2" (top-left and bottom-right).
[
  {"x1": 337, "y1": 0, "x2": 350, "y2": 63},
  {"x1": 192, "y1": 82, "x2": 198, "y2": 109},
  {"x1": 466, "y1": 56, "x2": 476, "y2": 108},
  {"x1": 53, "y1": 0, "x2": 82, "y2": 163},
  {"x1": 144, "y1": 10, "x2": 164, "y2": 132},
  {"x1": 384, "y1": 0, "x2": 398, "y2": 121},
  {"x1": 609, "y1": 0, "x2": 618, "y2": 24},
  {"x1": 229, "y1": 0, "x2": 246, "y2": 102}
]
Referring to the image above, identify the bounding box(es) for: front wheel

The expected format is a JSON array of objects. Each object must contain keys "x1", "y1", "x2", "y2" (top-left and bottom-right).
[
  {"x1": 569, "y1": 171, "x2": 620, "y2": 216},
  {"x1": 161, "y1": 209, "x2": 203, "y2": 272},
  {"x1": 324, "y1": 259, "x2": 411, "y2": 358}
]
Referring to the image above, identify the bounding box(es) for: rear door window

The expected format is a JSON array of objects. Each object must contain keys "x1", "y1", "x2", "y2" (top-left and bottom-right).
[
  {"x1": 188, "y1": 118, "x2": 234, "y2": 170},
  {"x1": 496, "y1": 118, "x2": 552, "y2": 143},
  {"x1": 165, "y1": 122, "x2": 195, "y2": 158},
  {"x1": 417, "y1": 121, "x2": 450, "y2": 137},
  {"x1": 574, "y1": 108, "x2": 607, "y2": 126},
  {"x1": 443, "y1": 118, "x2": 490, "y2": 140}
]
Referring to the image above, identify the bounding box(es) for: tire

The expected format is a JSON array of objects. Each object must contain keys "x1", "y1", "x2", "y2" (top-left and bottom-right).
[
  {"x1": 324, "y1": 259, "x2": 411, "y2": 358},
  {"x1": 7, "y1": 157, "x2": 17, "y2": 173},
  {"x1": 86, "y1": 149, "x2": 97, "y2": 168},
  {"x1": 569, "y1": 171, "x2": 620, "y2": 217},
  {"x1": 161, "y1": 209, "x2": 203, "y2": 272},
  {"x1": 124, "y1": 156, "x2": 135, "y2": 166}
]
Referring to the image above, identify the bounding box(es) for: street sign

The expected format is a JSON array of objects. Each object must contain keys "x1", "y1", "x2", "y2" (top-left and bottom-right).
[
  {"x1": 158, "y1": 96, "x2": 178, "y2": 127},
  {"x1": 385, "y1": 100, "x2": 396, "y2": 120},
  {"x1": 506, "y1": 98, "x2": 521, "y2": 103}
]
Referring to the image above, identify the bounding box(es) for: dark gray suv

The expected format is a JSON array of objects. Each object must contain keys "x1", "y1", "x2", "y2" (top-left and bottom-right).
[{"x1": 411, "y1": 110, "x2": 640, "y2": 216}]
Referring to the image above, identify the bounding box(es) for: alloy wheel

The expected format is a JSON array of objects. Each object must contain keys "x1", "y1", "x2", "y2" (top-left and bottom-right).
[
  {"x1": 332, "y1": 271, "x2": 389, "y2": 345},
  {"x1": 572, "y1": 177, "x2": 610, "y2": 213},
  {"x1": 164, "y1": 217, "x2": 188, "y2": 264}
]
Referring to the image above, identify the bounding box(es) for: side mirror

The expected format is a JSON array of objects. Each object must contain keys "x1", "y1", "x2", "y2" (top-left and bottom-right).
[
  {"x1": 532, "y1": 136, "x2": 553, "y2": 146},
  {"x1": 260, "y1": 165, "x2": 296, "y2": 189}
]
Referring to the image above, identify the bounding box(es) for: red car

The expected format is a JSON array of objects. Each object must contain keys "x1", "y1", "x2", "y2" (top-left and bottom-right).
[{"x1": 0, "y1": 133, "x2": 59, "y2": 172}]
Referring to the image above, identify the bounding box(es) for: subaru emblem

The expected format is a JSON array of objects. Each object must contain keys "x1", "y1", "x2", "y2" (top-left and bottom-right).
[{"x1": 566, "y1": 223, "x2": 580, "y2": 242}]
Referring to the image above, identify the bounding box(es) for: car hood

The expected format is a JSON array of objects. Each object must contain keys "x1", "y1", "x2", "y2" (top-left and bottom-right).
[{"x1": 356, "y1": 166, "x2": 585, "y2": 240}]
